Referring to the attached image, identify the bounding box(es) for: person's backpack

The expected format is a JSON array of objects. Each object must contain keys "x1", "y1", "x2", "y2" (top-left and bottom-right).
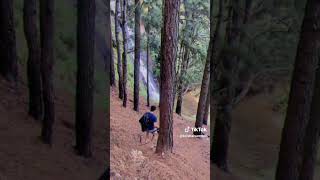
[{"x1": 139, "y1": 113, "x2": 149, "y2": 132}]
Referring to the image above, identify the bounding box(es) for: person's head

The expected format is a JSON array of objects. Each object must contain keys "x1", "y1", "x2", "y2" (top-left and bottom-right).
[{"x1": 150, "y1": 106, "x2": 156, "y2": 112}]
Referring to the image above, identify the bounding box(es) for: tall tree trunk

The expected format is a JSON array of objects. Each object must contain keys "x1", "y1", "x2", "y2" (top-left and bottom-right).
[
  {"x1": 175, "y1": 46, "x2": 189, "y2": 116},
  {"x1": 194, "y1": 0, "x2": 212, "y2": 129},
  {"x1": 40, "y1": 0, "x2": 55, "y2": 145},
  {"x1": 24, "y1": 0, "x2": 43, "y2": 120},
  {"x1": 146, "y1": 33, "x2": 150, "y2": 107},
  {"x1": 275, "y1": 0, "x2": 320, "y2": 179},
  {"x1": 194, "y1": 52, "x2": 210, "y2": 130},
  {"x1": 203, "y1": 92, "x2": 210, "y2": 125},
  {"x1": 107, "y1": 1, "x2": 115, "y2": 86},
  {"x1": 156, "y1": 0, "x2": 180, "y2": 154},
  {"x1": 175, "y1": 0, "x2": 191, "y2": 116},
  {"x1": 75, "y1": 0, "x2": 95, "y2": 157},
  {"x1": 0, "y1": 0, "x2": 18, "y2": 82},
  {"x1": 115, "y1": 0, "x2": 123, "y2": 99},
  {"x1": 210, "y1": 0, "x2": 223, "y2": 164},
  {"x1": 212, "y1": 0, "x2": 240, "y2": 171},
  {"x1": 133, "y1": 0, "x2": 141, "y2": 111},
  {"x1": 299, "y1": 56, "x2": 320, "y2": 180},
  {"x1": 121, "y1": 0, "x2": 128, "y2": 107},
  {"x1": 243, "y1": 0, "x2": 252, "y2": 24}
]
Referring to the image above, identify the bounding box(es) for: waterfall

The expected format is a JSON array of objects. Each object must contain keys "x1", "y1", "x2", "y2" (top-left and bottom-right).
[{"x1": 126, "y1": 28, "x2": 160, "y2": 102}]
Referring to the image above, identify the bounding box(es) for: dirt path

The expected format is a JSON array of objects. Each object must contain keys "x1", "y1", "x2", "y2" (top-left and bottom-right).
[{"x1": 110, "y1": 88, "x2": 210, "y2": 180}]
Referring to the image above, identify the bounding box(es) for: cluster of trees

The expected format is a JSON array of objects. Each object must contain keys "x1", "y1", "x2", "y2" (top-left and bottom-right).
[
  {"x1": 207, "y1": 0, "x2": 320, "y2": 179},
  {"x1": 0, "y1": 0, "x2": 102, "y2": 158},
  {"x1": 110, "y1": 0, "x2": 210, "y2": 113},
  {"x1": 110, "y1": 0, "x2": 211, "y2": 153},
  {"x1": 110, "y1": 0, "x2": 320, "y2": 178},
  {"x1": 109, "y1": 0, "x2": 320, "y2": 178}
]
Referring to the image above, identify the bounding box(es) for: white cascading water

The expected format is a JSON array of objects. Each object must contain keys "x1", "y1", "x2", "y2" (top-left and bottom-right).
[{"x1": 127, "y1": 28, "x2": 160, "y2": 102}]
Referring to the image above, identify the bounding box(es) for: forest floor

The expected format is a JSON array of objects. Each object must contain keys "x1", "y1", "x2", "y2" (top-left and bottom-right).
[
  {"x1": 0, "y1": 76, "x2": 107, "y2": 180},
  {"x1": 110, "y1": 87, "x2": 210, "y2": 180},
  {"x1": 213, "y1": 88, "x2": 320, "y2": 180}
]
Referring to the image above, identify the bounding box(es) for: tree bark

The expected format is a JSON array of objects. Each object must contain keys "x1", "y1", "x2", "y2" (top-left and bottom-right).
[
  {"x1": 146, "y1": 32, "x2": 150, "y2": 107},
  {"x1": 299, "y1": 54, "x2": 320, "y2": 180},
  {"x1": 0, "y1": 0, "x2": 18, "y2": 82},
  {"x1": 156, "y1": 0, "x2": 180, "y2": 154},
  {"x1": 24, "y1": 0, "x2": 43, "y2": 120},
  {"x1": 75, "y1": 0, "x2": 95, "y2": 157},
  {"x1": 243, "y1": 0, "x2": 252, "y2": 24},
  {"x1": 121, "y1": 0, "x2": 128, "y2": 107},
  {"x1": 40, "y1": 0, "x2": 55, "y2": 145},
  {"x1": 107, "y1": 1, "x2": 115, "y2": 86},
  {"x1": 194, "y1": 51, "x2": 210, "y2": 129},
  {"x1": 203, "y1": 92, "x2": 210, "y2": 125},
  {"x1": 133, "y1": 0, "x2": 141, "y2": 111},
  {"x1": 276, "y1": 0, "x2": 320, "y2": 179},
  {"x1": 194, "y1": 0, "x2": 220, "y2": 130},
  {"x1": 175, "y1": 0, "x2": 192, "y2": 116},
  {"x1": 175, "y1": 46, "x2": 189, "y2": 116},
  {"x1": 212, "y1": 0, "x2": 240, "y2": 171},
  {"x1": 210, "y1": 0, "x2": 223, "y2": 164},
  {"x1": 115, "y1": 0, "x2": 123, "y2": 99}
]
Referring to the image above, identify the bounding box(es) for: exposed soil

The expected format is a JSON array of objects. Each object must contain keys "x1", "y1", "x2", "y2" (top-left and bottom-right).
[
  {"x1": 0, "y1": 77, "x2": 107, "y2": 180},
  {"x1": 110, "y1": 88, "x2": 210, "y2": 180},
  {"x1": 215, "y1": 90, "x2": 320, "y2": 180}
]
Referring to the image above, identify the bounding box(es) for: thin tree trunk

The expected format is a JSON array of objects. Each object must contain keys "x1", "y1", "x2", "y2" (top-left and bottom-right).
[
  {"x1": 276, "y1": 0, "x2": 320, "y2": 179},
  {"x1": 40, "y1": 0, "x2": 55, "y2": 145},
  {"x1": 212, "y1": 0, "x2": 240, "y2": 172},
  {"x1": 194, "y1": 0, "x2": 213, "y2": 129},
  {"x1": 115, "y1": 0, "x2": 123, "y2": 99},
  {"x1": 243, "y1": 0, "x2": 252, "y2": 24},
  {"x1": 75, "y1": 0, "x2": 95, "y2": 157},
  {"x1": 107, "y1": 1, "x2": 115, "y2": 86},
  {"x1": 146, "y1": 33, "x2": 150, "y2": 107},
  {"x1": 121, "y1": 0, "x2": 128, "y2": 107},
  {"x1": 0, "y1": 0, "x2": 18, "y2": 82},
  {"x1": 156, "y1": 0, "x2": 180, "y2": 154},
  {"x1": 24, "y1": 0, "x2": 43, "y2": 120},
  {"x1": 175, "y1": 46, "x2": 189, "y2": 116},
  {"x1": 203, "y1": 92, "x2": 209, "y2": 125},
  {"x1": 133, "y1": 0, "x2": 141, "y2": 111},
  {"x1": 194, "y1": 51, "x2": 210, "y2": 129},
  {"x1": 175, "y1": 0, "x2": 191, "y2": 116}
]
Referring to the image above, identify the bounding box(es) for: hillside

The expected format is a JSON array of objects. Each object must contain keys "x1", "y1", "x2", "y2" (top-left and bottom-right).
[
  {"x1": 215, "y1": 88, "x2": 320, "y2": 179},
  {"x1": 0, "y1": 77, "x2": 107, "y2": 180},
  {"x1": 110, "y1": 87, "x2": 210, "y2": 179}
]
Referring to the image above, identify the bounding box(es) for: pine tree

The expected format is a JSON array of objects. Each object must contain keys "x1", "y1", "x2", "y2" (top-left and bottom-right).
[
  {"x1": 107, "y1": 1, "x2": 115, "y2": 86},
  {"x1": 40, "y1": 0, "x2": 55, "y2": 145},
  {"x1": 23, "y1": 0, "x2": 43, "y2": 120},
  {"x1": 75, "y1": 0, "x2": 95, "y2": 157},
  {"x1": 212, "y1": 0, "x2": 240, "y2": 172},
  {"x1": 121, "y1": 0, "x2": 128, "y2": 107},
  {"x1": 156, "y1": 0, "x2": 180, "y2": 154},
  {"x1": 276, "y1": 0, "x2": 320, "y2": 179},
  {"x1": 115, "y1": 0, "x2": 123, "y2": 99},
  {"x1": 0, "y1": 0, "x2": 18, "y2": 82},
  {"x1": 133, "y1": 0, "x2": 141, "y2": 111}
]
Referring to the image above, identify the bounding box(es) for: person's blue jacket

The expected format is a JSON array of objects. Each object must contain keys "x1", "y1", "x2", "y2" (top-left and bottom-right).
[{"x1": 144, "y1": 112, "x2": 157, "y2": 130}]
